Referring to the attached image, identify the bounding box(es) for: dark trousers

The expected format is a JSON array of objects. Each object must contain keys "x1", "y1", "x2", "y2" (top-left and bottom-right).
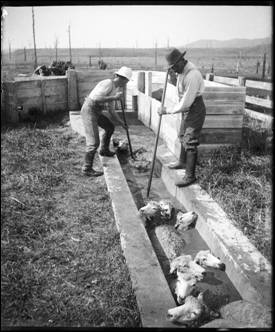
[
  {"x1": 178, "y1": 95, "x2": 206, "y2": 152},
  {"x1": 81, "y1": 98, "x2": 114, "y2": 169}
]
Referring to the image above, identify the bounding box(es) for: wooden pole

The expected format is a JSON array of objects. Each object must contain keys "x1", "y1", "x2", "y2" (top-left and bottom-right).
[
  {"x1": 146, "y1": 68, "x2": 170, "y2": 198},
  {"x1": 55, "y1": 38, "x2": 58, "y2": 62},
  {"x1": 24, "y1": 47, "x2": 27, "y2": 61},
  {"x1": 32, "y1": 7, "x2": 38, "y2": 69},
  {"x1": 89, "y1": 55, "x2": 92, "y2": 67},
  {"x1": 120, "y1": 99, "x2": 135, "y2": 160},
  {"x1": 68, "y1": 25, "x2": 72, "y2": 63},
  {"x1": 8, "y1": 42, "x2": 11, "y2": 60},
  {"x1": 154, "y1": 41, "x2": 157, "y2": 69},
  {"x1": 262, "y1": 53, "x2": 266, "y2": 79}
]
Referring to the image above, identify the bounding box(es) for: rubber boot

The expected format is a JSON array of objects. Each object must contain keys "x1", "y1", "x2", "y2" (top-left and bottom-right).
[
  {"x1": 82, "y1": 151, "x2": 103, "y2": 177},
  {"x1": 168, "y1": 147, "x2": 186, "y2": 169},
  {"x1": 175, "y1": 150, "x2": 197, "y2": 187},
  {"x1": 99, "y1": 131, "x2": 116, "y2": 157}
]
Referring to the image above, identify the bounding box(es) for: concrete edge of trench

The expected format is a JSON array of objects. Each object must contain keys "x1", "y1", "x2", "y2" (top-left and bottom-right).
[
  {"x1": 155, "y1": 144, "x2": 272, "y2": 309},
  {"x1": 70, "y1": 111, "x2": 179, "y2": 327}
]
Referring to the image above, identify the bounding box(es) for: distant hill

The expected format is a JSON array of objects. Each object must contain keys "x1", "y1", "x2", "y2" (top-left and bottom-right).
[{"x1": 183, "y1": 37, "x2": 271, "y2": 49}]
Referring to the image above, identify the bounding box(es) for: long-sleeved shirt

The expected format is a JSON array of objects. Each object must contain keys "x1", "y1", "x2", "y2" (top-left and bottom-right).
[{"x1": 172, "y1": 61, "x2": 205, "y2": 114}]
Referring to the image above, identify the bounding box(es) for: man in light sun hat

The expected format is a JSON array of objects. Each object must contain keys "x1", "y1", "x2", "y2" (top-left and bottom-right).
[
  {"x1": 158, "y1": 48, "x2": 206, "y2": 187},
  {"x1": 81, "y1": 66, "x2": 132, "y2": 177}
]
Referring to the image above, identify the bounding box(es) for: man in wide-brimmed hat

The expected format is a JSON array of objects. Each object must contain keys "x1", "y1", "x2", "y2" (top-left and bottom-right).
[
  {"x1": 158, "y1": 48, "x2": 206, "y2": 187},
  {"x1": 81, "y1": 66, "x2": 132, "y2": 177}
]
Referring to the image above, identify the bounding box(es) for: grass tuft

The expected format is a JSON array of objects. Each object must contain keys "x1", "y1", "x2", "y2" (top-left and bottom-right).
[{"x1": 197, "y1": 145, "x2": 272, "y2": 261}]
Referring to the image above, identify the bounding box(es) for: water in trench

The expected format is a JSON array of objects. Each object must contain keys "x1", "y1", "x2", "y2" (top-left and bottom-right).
[{"x1": 114, "y1": 124, "x2": 242, "y2": 315}]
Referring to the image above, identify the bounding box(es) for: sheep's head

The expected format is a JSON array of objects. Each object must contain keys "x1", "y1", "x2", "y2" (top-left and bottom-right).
[
  {"x1": 175, "y1": 277, "x2": 197, "y2": 304},
  {"x1": 138, "y1": 201, "x2": 160, "y2": 221},
  {"x1": 167, "y1": 293, "x2": 205, "y2": 326},
  {"x1": 177, "y1": 261, "x2": 206, "y2": 282},
  {"x1": 194, "y1": 250, "x2": 226, "y2": 271},
  {"x1": 175, "y1": 211, "x2": 197, "y2": 231},
  {"x1": 170, "y1": 254, "x2": 192, "y2": 274},
  {"x1": 159, "y1": 199, "x2": 174, "y2": 220}
]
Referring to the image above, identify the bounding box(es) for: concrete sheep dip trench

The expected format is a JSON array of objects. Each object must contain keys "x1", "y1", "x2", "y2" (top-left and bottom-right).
[{"x1": 69, "y1": 73, "x2": 271, "y2": 328}]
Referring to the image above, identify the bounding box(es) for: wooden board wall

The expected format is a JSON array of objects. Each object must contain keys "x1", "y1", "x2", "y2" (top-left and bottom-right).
[
  {"x1": 15, "y1": 77, "x2": 68, "y2": 114},
  {"x1": 75, "y1": 69, "x2": 115, "y2": 106},
  {"x1": 137, "y1": 79, "x2": 246, "y2": 158},
  {"x1": 3, "y1": 77, "x2": 68, "y2": 122}
]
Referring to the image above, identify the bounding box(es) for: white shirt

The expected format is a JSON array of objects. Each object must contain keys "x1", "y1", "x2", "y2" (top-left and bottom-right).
[
  {"x1": 172, "y1": 61, "x2": 205, "y2": 113},
  {"x1": 88, "y1": 79, "x2": 116, "y2": 100}
]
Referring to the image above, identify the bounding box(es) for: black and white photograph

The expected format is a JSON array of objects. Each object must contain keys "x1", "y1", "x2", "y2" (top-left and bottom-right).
[{"x1": 1, "y1": 2, "x2": 272, "y2": 328}]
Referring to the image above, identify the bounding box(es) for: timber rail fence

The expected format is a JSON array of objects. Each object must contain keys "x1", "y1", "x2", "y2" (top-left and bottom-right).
[{"x1": 1, "y1": 69, "x2": 273, "y2": 152}]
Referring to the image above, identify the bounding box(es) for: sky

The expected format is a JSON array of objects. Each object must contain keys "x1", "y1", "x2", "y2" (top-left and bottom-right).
[{"x1": 1, "y1": 5, "x2": 272, "y2": 50}]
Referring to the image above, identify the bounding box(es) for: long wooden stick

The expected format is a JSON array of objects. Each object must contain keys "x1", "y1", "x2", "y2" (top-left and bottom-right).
[
  {"x1": 120, "y1": 99, "x2": 135, "y2": 159},
  {"x1": 146, "y1": 68, "x2": 170, "y2": 198}
]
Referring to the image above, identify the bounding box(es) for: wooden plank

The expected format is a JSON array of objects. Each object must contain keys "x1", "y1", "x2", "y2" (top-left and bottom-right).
[
  {"x1": 244, "y1": 108, "x2": 273, "y2": 124},
  {"x1": 200, "y1": 128, "x2": 242, "y2": 144},
  {"x1": 205, "y1": 104, "x2": 244, "y2": 115},
  {"x1": 14, "y1": 80, "x2": 41, "y2": 90},
  {"x1": 77, "y1": 81, "x2": 96, "y2": 93},
  {"x1": 41, "y1": 80, "x2": 46, "y2": 114},
  {"x1": 45, "y1": 94, "x2": 67, "y2": 104},
  {"x1": 204, "y1": 115, "x2": 243, "y2": 128},
  {"x1": 137, "y1": 92, "x2": 151, "y2": 127},
  {"x1": 44, "y1": 102, "x2": 68, "y2": 111},
  {"x1": 245, "y1": 80, "x2": 272, "y2": 91},
  {"x1": 245, "y1": 95, "x2": 272, "y2": 109},
  {"x1": 76, "y1": 71, "x2": 114, "y2": 83},
  {"x1": 16, "y1": 96, "x2": 42, "y2": 106},
  {"x1": 150, "y1": 97, "x2": 161, "y2": 132},
  {"x1": 203, "y1": 91, "x2": 246, "y2": 102},
  {"x1": 16, "y1": 87, "x2": 41, "y2": 98},
  {"x1": 8, "y1": 82, "x2": 19, "y2": 123},
  {"x1": 44, "y1": 80, "x2": 67, "y2": 95},
  {"x1": 204, "y1": 86, "x2": 246, "y2": 93},
  {"x1": 213, "y1": 76, "x2": 239, "y2": 86},
  {"x1": 67, "y1": 69, "x2": 79, "y2": 111}
]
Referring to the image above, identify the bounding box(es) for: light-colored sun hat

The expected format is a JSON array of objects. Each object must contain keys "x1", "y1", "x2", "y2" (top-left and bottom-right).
[{"x1": 115, "y1": 66, "x2": 132, "y2": 81}]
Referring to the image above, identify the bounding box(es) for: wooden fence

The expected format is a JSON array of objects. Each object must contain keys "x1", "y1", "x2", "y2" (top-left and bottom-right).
[
  {"x1": 1, "y1": 69, "x2": 127, "y2": 124},
  {"x1": 206, "y1": 73, "x2": 273, "y2": 150},
  {"x1": 211, "y1": 75, "x2": 272, "y2": 109},
  {"x1": 136, "y1": 71, "x2": 246, "y2": 157}
]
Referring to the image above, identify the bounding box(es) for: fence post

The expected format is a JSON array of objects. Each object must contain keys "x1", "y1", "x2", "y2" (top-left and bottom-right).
[
  {"x1": 238, "y1": 76, "x2": 246, "y2": 86},
  {"x1": 137, "y1": 71, "x2": 145, "y2": 93},
  {"x1": 205, "y1": 73, "x2": 214, "y2": 81},
  {"x1": 67, "y1": 69, "x2": 79, "y2": 111},
  {"x1": 146, "y1": 71, "x2": 152, "y2": 97}
]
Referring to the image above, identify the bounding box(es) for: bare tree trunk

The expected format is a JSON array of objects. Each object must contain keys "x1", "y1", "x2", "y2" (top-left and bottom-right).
[
  {"x1": 32, "y1": 7, "x2": 38, "y2": 69},
  {"x1": 68, "y1": 25, "x2": 72, "y2": 63},
  {"x1": 154, "y1": 41, "x2": 157, "y2": 69},
  {"x1": 55, "y1": 38, "x2": 58, "y2": 62},
  {"x1": 262, "y1": 53, "x2": 266, "y2": 79}
]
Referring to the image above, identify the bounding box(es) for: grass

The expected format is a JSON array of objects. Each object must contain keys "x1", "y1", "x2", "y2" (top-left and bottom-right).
[
  {"x1": 197, "y1": 145, "x2": 272, "y2": 261},
  {"x1": 1, "y1": 115, "x2": 141, "y2": 327}
]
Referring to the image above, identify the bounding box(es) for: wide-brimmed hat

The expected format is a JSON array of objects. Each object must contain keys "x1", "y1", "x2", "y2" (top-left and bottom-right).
[
  {"x1": 115, "y1": 66, "x2": 132, "y2": 81},
  {"x1": 166, "y1": 48, "x2": 187, "y2": 68}
]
